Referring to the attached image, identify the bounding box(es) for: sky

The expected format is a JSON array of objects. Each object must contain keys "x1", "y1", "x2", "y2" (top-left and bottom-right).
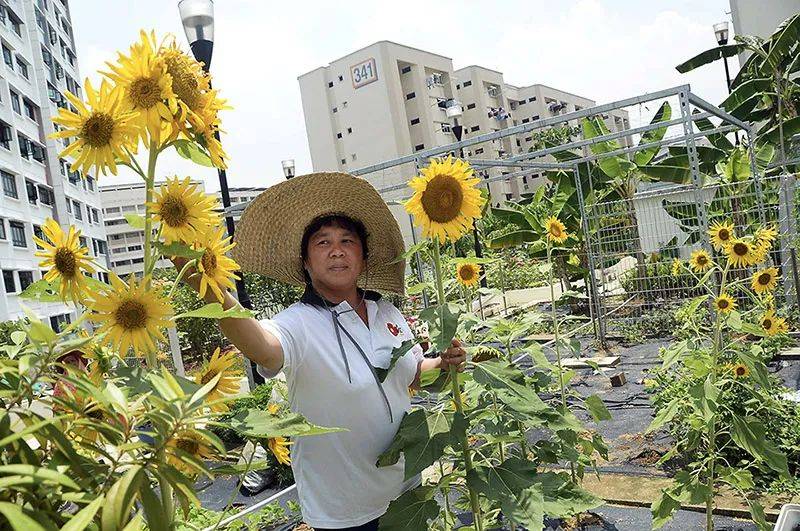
[{"x1": 69, "y1": 0, "x2": 736, "y2": 192}]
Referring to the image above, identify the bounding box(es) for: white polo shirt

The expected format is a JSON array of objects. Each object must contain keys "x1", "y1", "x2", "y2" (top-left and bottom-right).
[{"x1": 258, "y1": 288, "x2": 424, "y2": 529}]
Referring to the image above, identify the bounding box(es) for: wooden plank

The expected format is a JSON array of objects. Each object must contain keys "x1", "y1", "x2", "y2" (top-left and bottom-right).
[
  {"x1": 777, "y1": 347, "x2": 800, "y2": 360},
  {"x1": 561, "y1": 356, "x2": 620, "y2": 368}
]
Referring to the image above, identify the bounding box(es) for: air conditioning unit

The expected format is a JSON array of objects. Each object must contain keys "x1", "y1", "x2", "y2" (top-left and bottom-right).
[
  {"x1": 487, "y1": 85, "x2": 500, "y2": 98},
  {"x1": 425, "y1": 73, "x2": 443, "y2": 89},
  {"x1": 441, "y1": 123, "x2": 451, "y2": 133}
]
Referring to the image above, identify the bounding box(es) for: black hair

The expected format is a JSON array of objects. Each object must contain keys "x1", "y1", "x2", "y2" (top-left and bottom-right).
[{"x1": 300, "y1": 214, "x2": 369, "y2": 285}]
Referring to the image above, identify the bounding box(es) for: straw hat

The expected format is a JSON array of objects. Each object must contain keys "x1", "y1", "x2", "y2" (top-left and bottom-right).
[{"x1": 232, "y1": 172, "x2": 406, "y2": 295}]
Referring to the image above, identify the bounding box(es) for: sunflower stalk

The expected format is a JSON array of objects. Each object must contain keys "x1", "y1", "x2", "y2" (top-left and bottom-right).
[{"x1": 432, "y1": 239, "x2": 483, "y2": 531}]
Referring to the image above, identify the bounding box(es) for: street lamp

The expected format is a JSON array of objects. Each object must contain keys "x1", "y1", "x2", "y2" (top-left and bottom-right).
[
  {"x1": 713, "y1": 21, "x2": 733, "y2": 93},
  {"x1": 179, "y1": 0, "x2": 263, "y2": 386},
  {"x1": 281, "y1": 159, "x2": 296, "y2": 180},
  {"x1": 446, "y1": 99, "x2": 488, "y2": 288}
]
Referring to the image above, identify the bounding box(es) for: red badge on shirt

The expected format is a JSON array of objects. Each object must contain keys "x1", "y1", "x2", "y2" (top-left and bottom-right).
[{"x1": 387, "y1": 322, "x2": 400, "y2": 336}]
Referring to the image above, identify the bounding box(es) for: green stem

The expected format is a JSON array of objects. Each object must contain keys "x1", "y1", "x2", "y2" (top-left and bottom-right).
[
  {"x1": 170, "y1": 259, "x2": 197, "y2": 299},
  {"x1": 160, "y1": 456, "x2": 174, "y2": 528},
  {"x1": 439, "y1": 459, "x2": 452, "y2": 529},
  {"x1": 142, "y1": 142, "x2": 158, "y2": 368},
  {"x1": 210, "y1": 444, "x2": 257, "y2": 531},
  {"x1": 548, "y1": 240, "x2": 575, "y2": 482},
  {"x1": 432, "y1": 239, "x2": 483, "y2": 531}
]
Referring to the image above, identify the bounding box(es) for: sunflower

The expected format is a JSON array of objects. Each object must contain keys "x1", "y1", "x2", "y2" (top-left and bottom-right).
[
  {"x1": 103, "y1": 30, "x2": 177, "y2": 143},
  {"x1": 405, "y1": 156, "x2": 485, "y2": 242},
  {"x1": 192, "y1": 225, "x2": 240, "y2": 303},
  {"x1": 166, "y1": 430, "x2": 215, "y2": 473},
  {"x1": 455, "y1": 262, "x2": 481, "y2": 287},
  {"x1": 268, "y1": 437, "x2": 292, "y2": 466},
  {"x1": 545, "y1": 216, "x2": 568, "y2": 243},
  {"x1": 33, "y1": 219, "x2": 96, "y2": 301},
  {"x1": 194, "y1": 347, "x2": 240, "y2": 412},
  {"x1": 194, "y1": 97, "x2": 229, "y2": 169},
  {"x1": 751, "y1": 267, "x2": 779, "y2": 295},
  {"x1": 754, "y1": 225, "x2": 778, "y2": 247},
  {"x1": 760, "y1": 309, "x2": 788, "y2": 336},
  {"x1": 689, "y1": 249, "x2": 713, "y2": 272},
  {"x1": 725, "y1": 238, "x2": 759, "y2": 268},
  {"x1": 147, "y1": 176, "x2": 220, "y2": 244},
  {"x1": 267, "y1": 403, "x2": 281, "y2": 415},
  {"x1": 714, "y1": 292, "x2": 736, "y2": 314},
  {"x1": 708, "y1": 221, "x2": 735, "y2": 251},
  {"x1": 671, "y1": 258, "x2": 682, "y2": 277},
  {"x1": 88, "y1": 273, "x2": 173, "y2": 355},
  {"x1": 158, "y1": 39, "x2": 209, "y2": 128},
  {"x1": 50, "y1": 79, "x2": 138, "y2": 177},
  {"x1": 731, "y1": 363, "x2": 750, "y2": 379}
]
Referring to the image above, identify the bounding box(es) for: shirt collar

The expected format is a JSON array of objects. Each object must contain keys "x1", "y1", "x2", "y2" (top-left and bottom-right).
[{"x1": 300, "y1": 285, "x2": 382, "y2": 309}]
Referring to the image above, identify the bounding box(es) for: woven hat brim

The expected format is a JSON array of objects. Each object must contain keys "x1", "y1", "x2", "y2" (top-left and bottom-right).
[{"x1": 232, "y1": 172, "x2": 406, "y2": 296}]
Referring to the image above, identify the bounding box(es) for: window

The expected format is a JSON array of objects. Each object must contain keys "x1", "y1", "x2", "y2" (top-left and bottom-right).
[
  {"x1": 470, "y1": 125, "x2": 480, "y2": 132},
  {"x1": 405, "y1": 92, "x2": 415, "y2": 100},
  {"x1": 15, "y1": 56, "x2": 27, "y2": 79},
  {"x1": 400, "y1": 66, "x2": 411, "y2": 74},
  {"x1": 18, "y1": 271, "x2": 32, "y2": 291},
  {"x1": 505, "y1": 193, "x2": 513, "y2": 201},
  {"x1": 104, "y1": 207, "x2": 120, "y2": 214},
  {"x1": 336, "y1": 132, "x2": 342, "y2": 139},
  {"x1": 72, "y1": 200, "x2": 82, "y2": 220},
  {"x1": 127, "y1": 245, "x2": 142, "y2": 252},
  {"x1": 17, "y1": 134, "x2": 29, "y2": 158},
  {"x1": 518, "y1": 100, "x2": 526, "y2": 106},
  {"x1": 0, "y1": 218, "x2": 5, "y2": 240},
  {"x1": 9, "y1": 221, "x2": 25, "y2": 247},
  {"x1": 65, "y1": 198, "x2": 71, "y2": 213},
  {"x1": 79, "y1": 236, "x2": 87, "y2": 248},
  {"x1": 91, "y1": 208, "x2": 99, "y2": 223},
  {"x1": 23, "y1": 99, "x2": 36, "y2": 121},
  {"x1": 463, "y1": 81, "x2": 472, "y2": 87},
  {"x1": 525, "y1": 136, "x2": 532, "y2": 142},
  {"x1": 340, "y1": 158, "x2": 346, "y2": 165},
  {"x1": 110, "y1": 234, "x2": 123, "y2": 241},
  {"x1": 414, "y1": 144, "x2": 424, "y2": 151},
  {"x1": 327, "y1": 81, "x2": 333, "y2": 88},
  {"x1": 87, "y1": 176, "x2": 95, "y2": 191},
  {"x1": 7, "y1": 9, "x2": 21, "y2": 36},
  {"x1": 10, "y1": 90, "x2": 19, "y2": 114},
  {"x1": 49, "y1": 314, "x2": 71, "y2": 333},
  {"x1": 332, "y1": 107, "x2": 337, "y2": 113},
  {"x1": 2, "y1": 171, "x2": 17, "y2": 198},
  {"x1": 94, "y1": 239, "x2": 107, "y2": 255},
  {"x1": 105, "y1": 218, "x2": 126, "y2": 226},
  {"x1": 531, "y1": 115, "x2": 540, "y2": 120},
  {"x1": 131, "y1": 257, "x2": 144, "y2": 264},
  {"x1": 2, "y1": 45, "x2": 11, "y2": 68},
  {"x1": 466, "y1": 103, "x2": 476, "y2": 110},
  {"x1": 0, "y1": 122, "x2": 11, "y2": 150},
  {"x1": 516, "y1": 139, "x2": 521, "y2": 147},
  {"x1": 522, "y1": 118, "x2": 529, "y2": 124},
  {"x1": 3, "y1": 270, "x2": 15, "y2": 293},
  {"x1": 474, "y1": 148, "x2": 484, "y2": 155},
  {"x1": 410, "y1": 118, "x2": 420, "y2": 125},
  {"x1": 33, "y1": 224, "x2": 43, "y2": 249},
  {"x1": 38, "y1": 186, "x2": 53, "y2": 205},
  {"x1": 456, "y1": 84, "x2": 461, "y2": 90},
  {"x1": 25, "y1": 180, "x2": 36, "y2": 204},
  {"x1": 347, "y1": 127, "x2": 352, "y2": 134},
  {"x1": 528, "y1": 97, "x2": 536, "y2": 102}
]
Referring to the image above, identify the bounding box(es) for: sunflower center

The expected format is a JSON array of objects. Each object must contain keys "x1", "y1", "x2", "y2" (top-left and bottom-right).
[
  {"x1": 758, "y1": 273, "x2": 772, "y2": 285},
  {"x1": 54, "y1": 247, "x2": 77, "y2": 278},
  {"x1": 735, "y1": 366, "x2": 746, "y2": 376},
  {"x1": 718, "y1": 229, "x2": 730, "y2": 241},
  {"x1": 176, "y1": 438, "x2": 199, "y2": 454},
  {"x1": 717, "y1": 299, "x2": 729, "y2": 309},
  {"x1": 697, "y1": 255, "x2": 708, "y2": 266},
  {"x1": 550, "y1": 225, "x2": 563, "y2": 238},
  {"x1": 733, "y1": 242, "x2": 748, "y2": 256},
  {"x1": 200, "y1": 368, "x2": 218, "y2": 385},
  {"x1": 166, "y1": 55, "x2": 201, "y2": 109},
  {"x1": 80, "y1": 112, "x2": 115, "y2": 147},
  {"x1": 160, "y1": 195, "x2": 190, "y2": 227},
  {"x1": 114, "y1": 299, "x2": 148, "y2": 330},
  {"x1": 763, "y1": 318, "x2": 773, "y2": 329},
  {"x1": 201, "y1": 250, "x2": 217, "y2": 273},
  {"x1": 420, "y1": 174, "x2": 464, "y2": 223},
  {"x1": 459, "y1": 266, "x2": 475, "y2": 281},
  {"x1": 129, "y1": 76, "x2": 162, "y2": 109}
]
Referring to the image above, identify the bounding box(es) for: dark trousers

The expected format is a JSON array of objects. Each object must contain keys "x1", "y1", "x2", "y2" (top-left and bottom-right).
[{"x1": 314, "y1": 516, "x2": 380, "y2": 531}]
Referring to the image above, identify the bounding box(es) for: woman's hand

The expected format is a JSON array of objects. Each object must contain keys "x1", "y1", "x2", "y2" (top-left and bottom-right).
[
  {"x1": 171, "y1": 256, "x2": 200, "y2": 292},
  {"x1": 440, "y1": 338, "x2": 467, "y2": 372}
]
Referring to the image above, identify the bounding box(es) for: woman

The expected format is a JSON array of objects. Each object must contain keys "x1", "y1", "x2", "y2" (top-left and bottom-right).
[{"x1": 176, "y1": 172, "x2": 465, "y2": 530}]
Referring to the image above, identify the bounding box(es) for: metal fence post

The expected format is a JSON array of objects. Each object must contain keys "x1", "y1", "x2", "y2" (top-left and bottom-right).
[
  {"x1": 746, "y1": 127, "x2": 767, "y2": 225},
  {"x1": 573, "y1": 163, "x2": 605, "y2": 345},
  {"x1": 778, "y1": 172, "x2": 798, "y2": 307},
  {"x1": 679, "y1": 89, "x2": 712, "y2": 251}
]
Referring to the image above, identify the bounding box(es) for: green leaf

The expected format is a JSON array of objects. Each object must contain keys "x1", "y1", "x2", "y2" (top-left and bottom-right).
[
  {"x1": 226, "y1": 409, "x2": 345, "y2": 439},
  {"x1": 123, "y1": 213, "x2": 146, "y2": 229},
  {"x1": 466, "y1": 459, "x2": 544, "y2": 529},
  {"x1": 389, "y1": 240, "x2": 429, "y2": 265},
  {"x1": 757, "y1": 116, "x2": 800, "y2": 147},
  {"x1": 634, "y1": 101, "x2": 672, "y2": 166},
  {"x1": 376, "y1": 340, "x2": 416, "y2": 383},
  {"x1": 651, "y1": 489, "x2": 682, "y2": 529},
  {"x1": 101, "y1": 465, "x2": 143, "y2": 531},
  {"x1": 646, "y1": 398, "x2": 682, "y2": 434},
  {"x1": 10, "y1": 331, "x2": 25, "y2": 345},
  {"x1": 747, "y1": 499, "x2": 770, "y2": 531},
  {"x1": 378, "y1": 485, "x2": 439, "y2": 531},
  {"x1": 0, "y1": 464, "x2": 79, "y2": 490},
  {"x1": 175, "y1": 302, "x2": 254, "y2": 319},
  {"x1": 418, "y1": 368, "x2": 442, "y2": 387},
  {"x1": 584, "y1": 394, "x2": 612, "y2": 422},
  {"x1": 406, "y1": 282, "x2": 432, "y2": 295},
  {"x1": 419, "y1": 303, "x2": 461, "y2": 353},
  {"x1": 18, "y1": 279, "x2": 62, "y2": 302},
  {"x1": 23, "y1": 309, "x2": 56, "y2": 344},
  {"x1": 0, "y1": 501, "x2": 45, "y2": 531},
  {"x1": 676, "y1": 43, "x2": 746, "y2": 73},
  {"x1": 174, "y1": 138, "x2": 213, "y2": 167},
  {"x1": 638, "y1": 164, "x2": 692, "y2": 184},
  {"x1": 720, "y1": 78, "x2": 772, "y2": 113},
  {"x1": 730, "y1": 416, "x2": 789, "y2": 477},
  {"x1": 661, "y1": 339, "x2": 690, "y2": 368},
  {"x1": 138, "y1": 482, "x2": 167, "y2": 531},
  {"x1": 488, "y1": 230, "x2": 542, "y2": 249},
  {"x1": 61, "y1": 496, "x2": 105, "y2": 531},
  {"x1": 0, "y1": 415, "x2": 66, "y2": 448},
  {"x1": 154, "y1": 240, "x2": 204, "y2": 260},
  {"x1": 376, "y1": 409, "x2": 456, "y2": 480},
  {"x1": 764, "y1": 13, "x2": 800, "y2": 69}
]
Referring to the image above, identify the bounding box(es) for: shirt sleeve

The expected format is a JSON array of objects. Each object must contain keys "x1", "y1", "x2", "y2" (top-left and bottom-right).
[{"x1": 257, "y1": 307, "x2": 306, "y2": 381}]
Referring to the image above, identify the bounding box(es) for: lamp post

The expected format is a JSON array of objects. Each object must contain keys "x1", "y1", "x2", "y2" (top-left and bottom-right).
[
  {"x1": 446, "y1": 100, "x2": 488, "y2": 288},
  {"x1": 713, "y1": 21, "x2": 733, "y2": 93},
  {"x1": 179, "y1": 0, "x2": 263, "y2": 386},
  {"x1": 281, "y1": 159, "x2": 296, "y2": 180}
]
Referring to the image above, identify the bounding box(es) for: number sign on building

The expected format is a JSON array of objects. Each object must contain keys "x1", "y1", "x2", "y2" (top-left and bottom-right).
[{"x1": 351, "y1": 58, "x2": 378, "y2": 89}]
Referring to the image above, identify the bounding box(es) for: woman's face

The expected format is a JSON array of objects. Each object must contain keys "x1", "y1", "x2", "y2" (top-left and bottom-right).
[{"x1": 303, "y1": 224, "x2": 365, "y2": 293}]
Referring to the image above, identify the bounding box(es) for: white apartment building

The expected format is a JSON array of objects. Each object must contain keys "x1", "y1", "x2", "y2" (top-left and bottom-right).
[
  {"x1": 100, "y1": 180, "x2": 205, "y2": 278},
  {"x1": 298, "y1": 41, "x2": 629, "y2": 245},
  {"x1": 217, "y1": 186, "x2": 267, "y2": 221},
  {"x1": 0, "y1": 0, "x2": 108, "y2": 330}
]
